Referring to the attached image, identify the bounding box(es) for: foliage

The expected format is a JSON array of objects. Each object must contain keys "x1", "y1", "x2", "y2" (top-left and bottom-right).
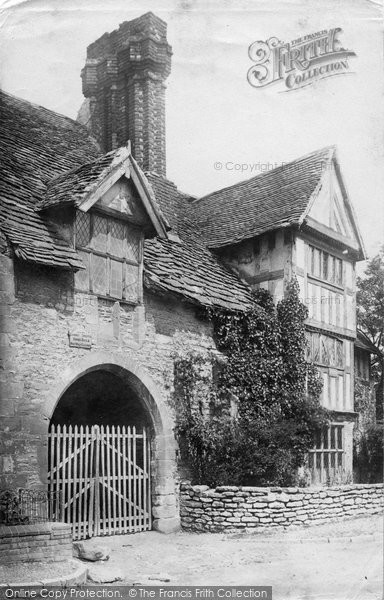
[
  {"x1": 0, "y1": 490, "x2": 29, "y2": 525},
  {"x1": 353, "y1": 424, "x2": 384, "y2": 484},
  {"x1": 174, "y1": 280, "x2": 329, "y2": 487},
  {"x1": 357, "y1": 247, "x2": 384, "y2": 412},
  {"x1": 325, "y1": 468, "x2": 353, "y2": 487},
  {"x1": 357, "y1": 245, "x2": 384, "y2": 356},
  {"x1": 354, "y1": 379, "x2": 377, "y2": 431}
]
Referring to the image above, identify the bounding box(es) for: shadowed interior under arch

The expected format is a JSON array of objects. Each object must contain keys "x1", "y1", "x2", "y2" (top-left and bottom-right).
[{"x1": 50, "y1": 369, "x2": 151, "y2": 428}]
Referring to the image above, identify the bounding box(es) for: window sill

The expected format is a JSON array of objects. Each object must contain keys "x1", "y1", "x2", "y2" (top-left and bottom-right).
[
  {"x1": 307, "y1": 274, "x2": 344, "y2": 292},
  {"x1": 313, "y1": 363, "x2": 344, "y2": 372}
]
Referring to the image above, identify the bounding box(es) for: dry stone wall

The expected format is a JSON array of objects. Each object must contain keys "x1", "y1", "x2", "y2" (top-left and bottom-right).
[{"x1": 181, "y1": 482, "x2": 383, "y2": 532}]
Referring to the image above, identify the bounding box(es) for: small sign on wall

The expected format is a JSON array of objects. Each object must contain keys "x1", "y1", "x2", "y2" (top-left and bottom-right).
[{"x1": 68, "y1": 331, "x2": 92, "y2": 349}]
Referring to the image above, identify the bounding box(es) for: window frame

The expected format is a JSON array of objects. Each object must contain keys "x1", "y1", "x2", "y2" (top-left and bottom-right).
[
  {"x1": 306, "y1": 331, "x2": 344, "y2": 370},
  {"x1": 74, "y1": 209, "x2": 143, "y2": 304},
  {"x1": 308, "y1": 244, "x2": 344, "y2": 288},
  {"x1": 308, "y1": 424, "x2": 344, "y2": 483},
  {"x1": 354, "y1": 348, "x2": 370, "y2": 381}
]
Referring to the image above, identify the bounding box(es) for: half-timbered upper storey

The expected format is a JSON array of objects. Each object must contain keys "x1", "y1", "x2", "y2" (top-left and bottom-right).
[{"x1": 191, "y1": 146, "x2": 366, "y2": 424}]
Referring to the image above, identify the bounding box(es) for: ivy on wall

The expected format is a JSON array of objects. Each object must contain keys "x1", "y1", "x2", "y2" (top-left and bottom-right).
[{"x1": 174, "y1": 280, "x2": 329, "y2": 487}]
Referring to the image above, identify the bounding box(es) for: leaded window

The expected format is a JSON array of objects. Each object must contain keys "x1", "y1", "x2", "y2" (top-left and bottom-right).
[
  {"x1": 74, "y1": 211, "x2": 142, "y2": 302},
  {"x1": 308, "y1": 245, "x2": 343, "y2": 286},
  {"x1": 308, "y1": 424, "x2": 344, "y2": 484},
  {"x1": 307, "y1": 332, "x2": 344, "y2": 369}
]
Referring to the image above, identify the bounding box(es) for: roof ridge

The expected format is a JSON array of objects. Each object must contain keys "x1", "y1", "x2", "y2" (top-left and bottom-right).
[{"x1": 193, "y1": 145, "x2": 336, "y2": 205}]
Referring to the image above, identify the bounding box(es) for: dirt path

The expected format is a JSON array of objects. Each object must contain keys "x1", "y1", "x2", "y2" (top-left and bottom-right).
[{"x1": 88, "y1": 515, "x2": 383, "y2": 600}]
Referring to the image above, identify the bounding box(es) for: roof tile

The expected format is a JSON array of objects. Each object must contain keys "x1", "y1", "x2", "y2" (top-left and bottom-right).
[
  {"x1": 0, "y1": 90, "x2": 100, "y2": 269},
  {"x1": 191, "y1": 146, "x2": 335, "y2": 248}
]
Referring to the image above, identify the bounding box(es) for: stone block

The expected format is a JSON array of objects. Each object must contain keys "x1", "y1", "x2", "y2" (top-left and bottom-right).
[
  {"x1": 0, "y1": 455, "x2": 14, "y2": 473},
  {"x1": 152, "y1": 504, "x2": 178, "y2": 519},
  {"x1": 0, "y1": 382, "x2": 23, "y2": 399},
  {"x1": 153, "y1": 493, "x2": 176, "y2": 507},
  {"x1": 269, "y1": 501, "x2": 285, "y2": 509},
  {"x1": 180, "y1": 481, "x2": 192, "y2": 491},
  {"x1": 249, "y1": 502, "x2": 268, "y2": 509},
  {"x1": 153, "y1": 517, "x2": 181, "y2": 534},
  {"x1": 0, "y1": 399, "x2": 15, "y2": 417},
  {"x1": 193, "y1": 485, "x2": 210, "y2": 493}
]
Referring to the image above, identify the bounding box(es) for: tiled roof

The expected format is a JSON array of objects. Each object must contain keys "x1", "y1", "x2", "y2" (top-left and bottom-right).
[
  {"x1": 145, "y1": 172, "x2": 193, "y2": 230},
  {"x1": 38, "y1": 150, "x2": 121, "y2": 210},
  {"x1": 192, "y1": 146, "x2": 335, "y2": 248},
  {"x1": 38, "y1": 149, "x2": 170, "y2": 238},
  {"x1": 0, "y1": 91, "x2": 254, "y2": 311},
  {"x1": 144, "y1": 186, "x2": 255, "y2": 311},
  {"x1": 0, "y1": 90, "x2": 100, "y2": 269}
]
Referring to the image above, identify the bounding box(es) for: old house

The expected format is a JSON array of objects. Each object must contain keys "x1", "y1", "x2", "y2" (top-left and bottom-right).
[
  {"x1": 191, "y1": 146, "x2": 366, "y2": 484},
  {"x1": 0, "y1": 12, "x2": 370, "y2": 537}
]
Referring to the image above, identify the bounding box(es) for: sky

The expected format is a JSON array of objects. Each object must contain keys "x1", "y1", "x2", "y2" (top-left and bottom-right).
[{"x1": 0, "y1": 0, "x2": 383, "y2": 263}]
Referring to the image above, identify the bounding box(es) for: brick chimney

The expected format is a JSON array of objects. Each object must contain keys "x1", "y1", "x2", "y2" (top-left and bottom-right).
[{"x1": 80, "y1": 12, "x2": 172, "y2": 176}]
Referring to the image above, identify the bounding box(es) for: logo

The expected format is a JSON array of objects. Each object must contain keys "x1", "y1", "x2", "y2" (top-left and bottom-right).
[{"x1": 247, "y1": 28, "x2": 356, "y2": 91}]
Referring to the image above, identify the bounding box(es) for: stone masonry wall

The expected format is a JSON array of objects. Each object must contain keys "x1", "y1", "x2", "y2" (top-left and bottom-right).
[
  {"x1": 0, "y1": 522, "x2": 72, "y2": 564},
  {"x1": 181, "y1": 482, "x2": 383, "y2": 532},
  {"x1": 0, "y1": 257, "x2": 216, "y2": 532},
  {"x1": 0, "y1": 260, "x2": 215, "y2": 489}
]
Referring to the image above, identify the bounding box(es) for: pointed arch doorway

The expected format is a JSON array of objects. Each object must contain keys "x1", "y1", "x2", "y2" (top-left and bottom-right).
[{"x1": 46, "y1": 358, "x2": 178, "y2": 539}]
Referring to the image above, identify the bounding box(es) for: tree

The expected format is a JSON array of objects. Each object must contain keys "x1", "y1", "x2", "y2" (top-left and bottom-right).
[{"x1": 356, "y1": 245, "x2": 384, "y2": 417}]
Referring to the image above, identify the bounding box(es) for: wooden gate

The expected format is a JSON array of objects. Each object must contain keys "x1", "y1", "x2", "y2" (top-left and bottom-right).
[{"x1": 48, "y1": 424, "x2": 151, "y2": 539}]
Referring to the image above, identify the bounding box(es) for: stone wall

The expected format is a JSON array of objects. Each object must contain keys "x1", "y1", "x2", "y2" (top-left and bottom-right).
[
  {"x1": 0, "y1": 522, "x2": 72, "y2": 564},
  {"x1": 180, "y1": 482, "x2": 383, "y2": 532},
  {"x1": 0, "y1": 256, "x2": 216, "y2": 532}
]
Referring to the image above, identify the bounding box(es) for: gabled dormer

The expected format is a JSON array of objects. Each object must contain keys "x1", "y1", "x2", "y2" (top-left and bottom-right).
[{"x1": 36, "y1": 144, "x2": 169, "y2": 304}]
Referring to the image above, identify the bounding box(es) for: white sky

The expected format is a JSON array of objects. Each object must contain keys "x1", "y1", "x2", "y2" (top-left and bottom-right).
[{"x1": 0, "y1": 0, "x2": 383, "y2": 262}]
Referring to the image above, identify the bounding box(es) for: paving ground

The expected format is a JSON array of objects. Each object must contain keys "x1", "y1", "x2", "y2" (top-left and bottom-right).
[{"x1": 90, "y1": 515, "x2": 383, "y2": 600}]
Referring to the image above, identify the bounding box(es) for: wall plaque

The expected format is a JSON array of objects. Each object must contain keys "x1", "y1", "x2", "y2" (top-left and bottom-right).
[{"x1": 68, "y1": 331, "x2": 92, "y2": 349}]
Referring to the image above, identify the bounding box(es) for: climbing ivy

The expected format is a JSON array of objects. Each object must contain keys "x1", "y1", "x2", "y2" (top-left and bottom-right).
[{"x1": 174, "y1": 280, "x2": 329, "y2": 487}]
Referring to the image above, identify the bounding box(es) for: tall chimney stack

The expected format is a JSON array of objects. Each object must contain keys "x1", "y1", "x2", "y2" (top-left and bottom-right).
[{"x1": 80, "y1": 12, "x2": 172, "y2": 176}]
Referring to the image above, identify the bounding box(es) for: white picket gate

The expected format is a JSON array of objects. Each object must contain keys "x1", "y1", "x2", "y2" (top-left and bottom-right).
[{"x1": 48, "y1": 424, "x2": 151, "y2": 539}]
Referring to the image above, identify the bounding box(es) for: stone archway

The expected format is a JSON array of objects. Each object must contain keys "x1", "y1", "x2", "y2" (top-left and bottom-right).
[{"x1": 45, "y1": 352, "x2": 180, "y2": 534}]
